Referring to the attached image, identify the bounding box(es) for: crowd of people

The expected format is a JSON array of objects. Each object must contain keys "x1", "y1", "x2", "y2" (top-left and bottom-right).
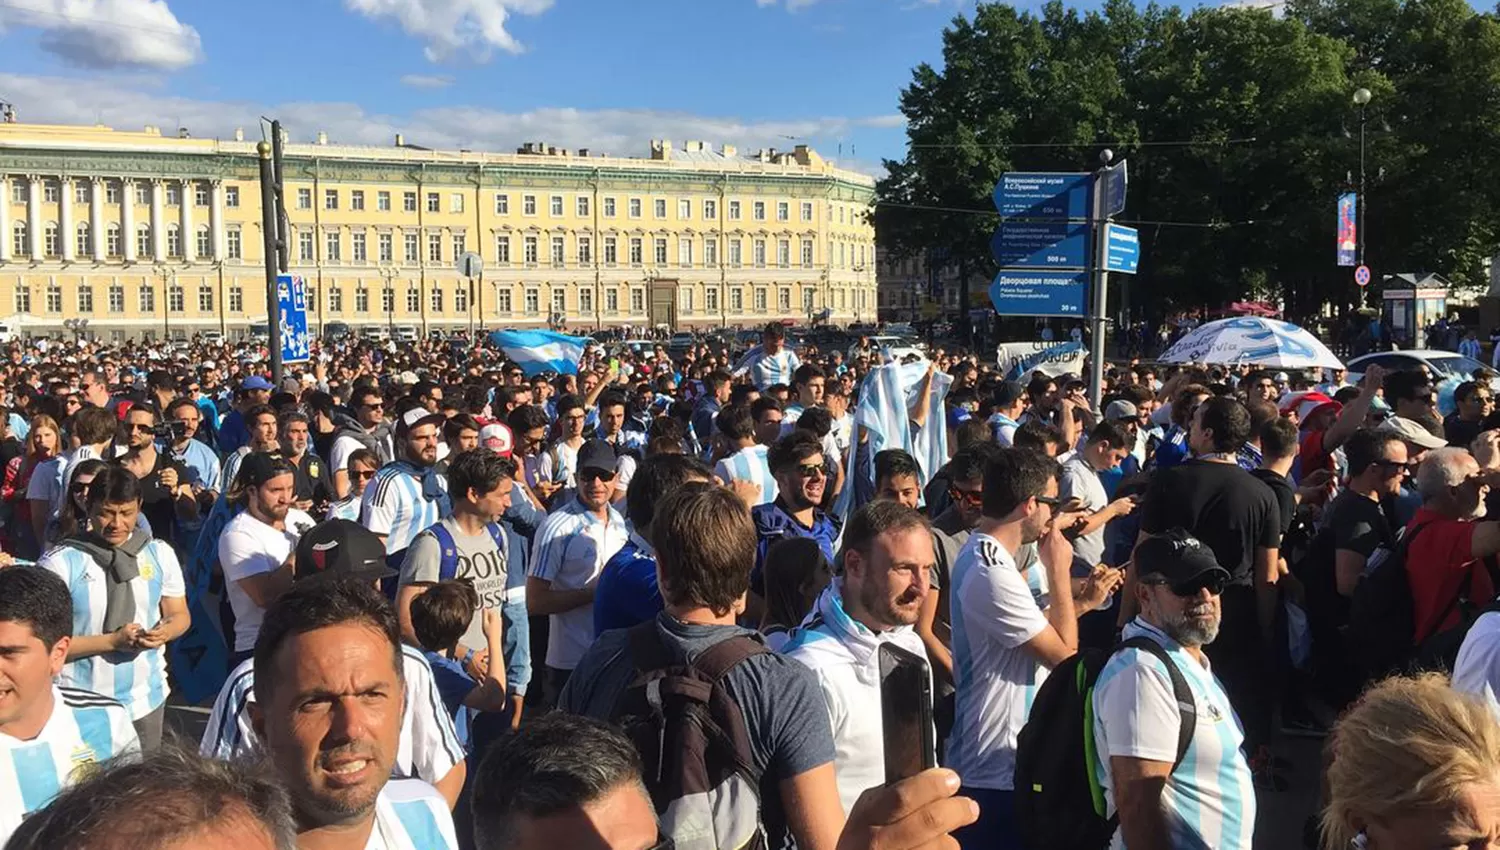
[{"x1": 0, "y1": 322, "x2": 1497, "y2": 850}]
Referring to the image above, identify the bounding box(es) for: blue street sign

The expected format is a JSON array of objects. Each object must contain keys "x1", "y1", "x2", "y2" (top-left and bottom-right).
[
  {"x1": 993, "y1": 172, "x2": 1092, "y2": 219},
  {"x1": 990, "y1": 221, "x2": 1089, "y2": 268},
  {"x1": 276, "y1": 273, "x2": 310, "y2": 364},
  {"x1": 1102, "y1": 160, "x2": 1128, "y2": 218},
  {"x1": 989, "y1": 270, "x2": 1088, "y2": 317},
  {"x1": 1104, "y1": 223, "x2": 1141, "y2": 274}
]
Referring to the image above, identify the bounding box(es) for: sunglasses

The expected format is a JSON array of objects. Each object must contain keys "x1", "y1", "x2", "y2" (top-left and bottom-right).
[
  {"x1": 794, "y1": 462, "x2": 827, "y2": 479},
  {"x1": 1372, "y1": 458, "x2": 1415, "y2": 475},
  {"x1": 948, "y1": 486, "x2": 984, "y2": 507},
  {"x1": 69, "y1": 482, "x2": 89, "y2": 494},
  {"x1": 129, "y1": 424, "x2": 154, "y2": 433},
  {"x1": 1034, "y1": 495, "x2": 1064, "y2": 507},
  {"x1": 580, "y1": 469, "x2": 617, "y2": 483},
  {"x1": 353, "y1": 469, "x2": 377, "y2": 481},
  {"x1": 1144, "y1": 572, "x2": 1227, "y2": 597},
  {"x1": 362, "y1": 402, "x2": 384, "y2": 411}
]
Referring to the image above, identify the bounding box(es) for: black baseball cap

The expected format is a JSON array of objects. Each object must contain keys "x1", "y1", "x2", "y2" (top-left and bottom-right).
[
  {"x1": 235, "y1": 452, "x2": 295, "y2": 488},
  {"x1": 577, "y1": 440, "x2": 617, "y2": 476},
  {"x1": 294, "y1": 520, "x2": 395, "y2": 583},
  {"x1": 993, "y1": 380, "x2": 1027, "y2": 409},
  {"x1": 1135, "y1": 529, "x2": 1230, "y2": 590}
]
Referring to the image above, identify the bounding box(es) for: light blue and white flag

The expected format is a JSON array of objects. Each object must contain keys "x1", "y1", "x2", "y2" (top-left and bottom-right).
[
  {"x1": 833, "y1": 360, "x2": 951, "y2": 523},
  {"x1": 489, "y1": 330, "x2": 588, "y2": 377}
]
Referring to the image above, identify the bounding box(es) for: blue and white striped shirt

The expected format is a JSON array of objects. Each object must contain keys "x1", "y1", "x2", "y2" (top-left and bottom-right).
[
  {"x1": 38, "y1": 539, "x2": 186, "y2": 720},
  {"x1": 0, "y1": 686, "x2": 140, "y2": 843},
  {"x1": 733, "y1": 345, "x2": 802, "y2": 391},
  {"x1": 370, "y1": 779, "x2": 460, "y2": 850},
  {"x1": 1093, "y1": 619, "x2": 1256, "y2": 850},
  {"x1": 715, "y1": 445, "x2": 779, "y2": 507},
  {"x1": 362, "y1": 462, "x2": 452, "y2": 556}
]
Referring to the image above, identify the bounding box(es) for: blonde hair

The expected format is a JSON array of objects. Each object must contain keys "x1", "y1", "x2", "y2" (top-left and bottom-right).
[
  {"x1": 27, "y1": 414, "x2": 60, "y2": 455},
  {"x1": 1323, "y1": 673, "x2": 1500, "y2": 847}
]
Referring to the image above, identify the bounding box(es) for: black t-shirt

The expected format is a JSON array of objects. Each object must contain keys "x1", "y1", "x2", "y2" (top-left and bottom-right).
[
  {"x1": 1250, "y1": 468, "x2": 1296, "y2": 538},
  {"x1": 1444, "y1": 414, "x2": 1484, "y2": 450},
  {"x1": 132, "y1": 450, "x2": 188, "y2": 543},
  {"x1": 292, "y1": 452, "x2": 335, "y2": 508},
  {"x1": 1324, "y1": 490, "x2": 1394, "y2": 559},
  {"x1": 1141, "y1": 459, "x2": 1281, "y2": 586}
]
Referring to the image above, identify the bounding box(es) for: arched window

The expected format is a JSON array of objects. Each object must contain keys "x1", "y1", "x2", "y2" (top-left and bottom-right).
[
  {"x1": 106, "y1": 224, "x2": 122, "y2": 258},
  {"x1": 166, "y1": 225, "x2": 181, "y2": 259},
  {"x1": 10, "y1": 222, "x2": 26, "y2": 257},
  {"x1": 136, "y1": 225, "x2": 152, "y2": 259},
  {"x1": 43, "y1": 224, "x2": 59, "y2": 258},
  {"x1": 76, "y1": 222, "x2": 91, "y2": 257},
  {"x1": 195, "y1": 225, "x2": 211, "y2": 259}
]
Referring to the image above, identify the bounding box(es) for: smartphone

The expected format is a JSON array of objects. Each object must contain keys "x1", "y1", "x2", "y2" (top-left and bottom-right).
[{"x1": 879, "y1": 643, "x2": 936, "y2": 784}]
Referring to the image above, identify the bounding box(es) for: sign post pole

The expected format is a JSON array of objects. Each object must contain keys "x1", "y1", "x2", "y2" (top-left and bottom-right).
[
  {"x1": 1088, "y1": 152, "x2": 1111, "y2": 412},
  {"x1": 257, "y1": 141, "x2": 284, "y2": 384}
]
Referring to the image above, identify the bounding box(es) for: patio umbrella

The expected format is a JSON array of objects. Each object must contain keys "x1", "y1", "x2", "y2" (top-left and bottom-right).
[{"x1": 1158, "y1": 316, "x2": 1344, "y2": 369}]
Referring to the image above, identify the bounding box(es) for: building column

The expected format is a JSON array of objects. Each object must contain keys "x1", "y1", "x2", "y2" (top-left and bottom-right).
[
  {"x1": 210, "y1": 180, "x2": 225, "y2": 262},
  {"x1": 150, "y1": 179, "x2": 165, "y2": 262},
  {"x1": 27, "y1": 175, "x2": 43, "y2": 262},
  {"x1": 0, "y1": 175, "x2": 11, "y2": 263},
  {"x1": 121, "y1": 179, "x2": 137, "y2": 263},
  {"x1": 59, "y1": 177, "x2": 75, "y2": 262},
  {"x1": 179, "y1": 180, "x2": 195, "y2": 263},
  {"x1": 90, "y1": 177, "x2": 105, "y2": 262}
]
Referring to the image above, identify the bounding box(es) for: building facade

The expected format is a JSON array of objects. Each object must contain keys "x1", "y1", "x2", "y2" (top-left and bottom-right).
[
  {"x1": 0, "y1": 122, "x2": 878, "y2": 341},
  {"x1": 875, "y1": 247, "x2": 988, "y2": 322}
]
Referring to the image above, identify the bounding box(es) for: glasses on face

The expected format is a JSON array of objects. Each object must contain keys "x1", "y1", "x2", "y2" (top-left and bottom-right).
[
  {"x1": 69, "y1": 482, "x2": 90, "y2": 495},
  {"x1": 64, "y1": 397, "x2": 80, "y2": 407},
  {"x1": 1144, "y1": 572, "x2": 1227, "y2": 597},
  {"x1": 795, "y1": 462, "x2": 828, "y2": 479},
  {"x1": 580, "y1": 469, "x2": 617, "y2": 484},
  {"x1": 353, "y1": 468, "x2": 377, "y2": 482},
  {"x1": 1372, "y1": 458, "x2": 1415, "y2": 476},
  {"x1": 363, "y1": 402, "x2": 384, "y2": 411},
  {"x1": 949, "y1": 486, "x2": 983, "y2": 507},
  {"x1": 129, "y1": 423, "x2": 154, "y2": 433},
  {"x1": 1034, "y1": 494, "x2": 1063, "y2": 508}
]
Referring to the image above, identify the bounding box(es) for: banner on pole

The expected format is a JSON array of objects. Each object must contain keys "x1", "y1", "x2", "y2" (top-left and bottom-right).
[{"x1": 1336, "y1": 193, "x2": 1358, "y2": 267}]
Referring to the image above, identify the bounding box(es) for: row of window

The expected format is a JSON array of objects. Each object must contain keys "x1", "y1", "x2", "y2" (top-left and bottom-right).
[
  {"x1": 5, "y1": 179, "x2": 241, "y2": 209},
  {"x1": 13, "y1": 281, "x2": 869, "y2": 317},
  {"x1": 10, "y1": 222, "x2": 243, "y2": 261}
]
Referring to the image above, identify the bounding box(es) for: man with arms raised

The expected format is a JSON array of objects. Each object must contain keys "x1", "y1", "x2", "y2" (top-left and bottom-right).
[{"x1": 250, "y1": 578, "x2": 460, "y2": 849}]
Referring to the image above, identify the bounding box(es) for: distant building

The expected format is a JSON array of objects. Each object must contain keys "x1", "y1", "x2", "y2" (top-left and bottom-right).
[
  {"x1": 875, "y1": 247, "x2": 987, "y2": 322},
  {"x1": 0, "y1": 121, "x2": 878, "y2": 340}
]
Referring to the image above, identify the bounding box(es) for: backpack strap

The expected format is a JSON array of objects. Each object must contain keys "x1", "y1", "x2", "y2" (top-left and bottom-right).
[
  {"x1": 485, "y1": 522, "x2": 508, "y2": 559},
  {"x1": 1117, "y1": 636, "x2": 1196, "y2": 772},
  {"x1": 424, "y1": 523, "x2": 459, "y2": 582},
  {"x1": 690, "y1": 634, "x2": 769, "y2": 683}
]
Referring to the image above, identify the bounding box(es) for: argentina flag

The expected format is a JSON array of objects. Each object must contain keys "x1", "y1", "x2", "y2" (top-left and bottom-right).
[{"x1": 490, "y1": 329, "x2": 589, "y2": 376}]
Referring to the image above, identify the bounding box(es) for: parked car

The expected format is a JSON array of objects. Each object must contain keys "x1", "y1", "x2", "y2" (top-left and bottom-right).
[
  {"x1": 668, "y1": 332, "x2": 696, "y2": 354},
  {"x1": 393, "y1": 325, "x2": 420, "y2": 343},
  {"x1": 361, "y1": 326, "x2": 390, "y2": 342},
  {"x1": 1346, "y1": 349, "x2": 1500, "y2": 392},
  {"x1": 323, "y1": 321, "x2": 352, "y2": 342},
  {"x1": 200, "y1": 330, "x2": 224, "y2": 345}
]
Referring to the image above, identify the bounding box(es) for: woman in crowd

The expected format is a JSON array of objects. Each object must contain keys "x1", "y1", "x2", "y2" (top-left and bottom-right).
[{"x1": 3, "y1": 413, "x2": 59, "y2": 558}]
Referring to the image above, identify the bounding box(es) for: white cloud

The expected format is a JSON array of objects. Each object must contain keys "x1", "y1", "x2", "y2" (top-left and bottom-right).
[
  {"x1": 0, "y1": 72, "x2": 889, "y2": 176},
  {"x1": 757, "y1": 0, "x2": 822, "y2": 9},
  {"x1": 399, "y1": 73, "x2": 455, "y2": 88},
  {"x1": 0, "y1": 0, "x2": 201, "y2": 70},
  {"x1": 345, "y1": 0, "x2": 554, "y2": 62}
]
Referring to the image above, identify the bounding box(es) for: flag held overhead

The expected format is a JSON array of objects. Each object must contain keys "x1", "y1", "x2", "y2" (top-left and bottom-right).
[{"x1": 489, "y1": 329, "x2": 589, "y2": 376}]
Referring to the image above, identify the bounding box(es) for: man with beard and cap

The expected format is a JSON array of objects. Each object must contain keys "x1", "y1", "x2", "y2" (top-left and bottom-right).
[
  {"x1": 783, "y1": 500, "x2": 935, "y2": 815},
  {"x1": 249, "y1": 578, "x2": 460, "y2": 849},
  {"x1": 217, "y1": 453, "x2": 316, "y2": 668},
  {"x1": 947, "y1": 447, "x2": 1123, "y2": 850},
  {"x1": 363, "y1": 403, "x2": 453, "y2": 572},
  {"x1": 38, "y1": 465, "x2": 189, "y2": 752},
  {"x1": 1092, "y1": 528, "x2": 1255, "y2": 850}
]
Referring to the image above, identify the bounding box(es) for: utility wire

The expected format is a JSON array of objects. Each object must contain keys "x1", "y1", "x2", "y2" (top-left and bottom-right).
[{"x1": 874, "y1": 200, "x2": 1272, "y2": 228}]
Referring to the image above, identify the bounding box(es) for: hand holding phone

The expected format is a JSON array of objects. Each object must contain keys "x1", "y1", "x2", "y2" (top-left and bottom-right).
[{"x1": 879, "y1": 643, "x2": 936, "y2": 784}]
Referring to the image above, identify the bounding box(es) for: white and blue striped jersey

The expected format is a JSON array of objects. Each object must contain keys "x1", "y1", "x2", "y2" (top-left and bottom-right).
[
  {"x1": 200, "y1": 645, "x2": 465, "y2": 787},
  {"x1": 715, "y1": 445, "x2": 779, "y2": 507},
  {"x1": 0, "y1": 686, "x2": 140, "y2": 843},
  {"x1": 733, "y1": 345, "x2": 802, "y2": 391},
  {"x1": 1093, "y1": 619, "x2": 1256, "y2": 850},
  {"x1": 325, "y1": 495, "x2": 361, "y2": 522},
  {"x1": 946, "y1": 532, "x2": 1050, "y2": 792},
  {"x1": 528, "y1": 496, "x2": 628, "y2": 671},
  {"x1": 362, "y1": 463, "x2": 452, "y2": 556},
  {"x1": 369, "y1": 779, "x2": 460, "y2": 850},
  {"x1": 220, "y1": 445, "x2": 252, "y2": 492},
  {"x1": 38, "y1": 539, "x2": 186, "y2": 720}
]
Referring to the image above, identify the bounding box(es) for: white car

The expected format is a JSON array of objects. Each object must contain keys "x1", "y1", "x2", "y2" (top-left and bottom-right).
[
  {"x1": 1346, "y1": 349, "x2": 1500, "y2": 392},
  {"x1": 200, "y1": 330, "x2": 224, "y2": 345},
  {"x1": 361, "y1": 326, "x2": 390, "y2": 342},
  {"x1": 393, "y1": 325, "x2": 420, "y2": 343}
]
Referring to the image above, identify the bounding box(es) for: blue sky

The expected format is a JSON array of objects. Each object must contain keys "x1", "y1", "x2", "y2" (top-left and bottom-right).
[{"x1": 0, "y1": 0, "x2": 988, "y2": 177}]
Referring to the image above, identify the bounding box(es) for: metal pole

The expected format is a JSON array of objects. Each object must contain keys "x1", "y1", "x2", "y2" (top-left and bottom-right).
[
  {"x1": 258, "y1": 141, "x2": 284, "y2": 384},
  {"x1": 1357, "y1": 104, "x2": 1367, "y2": 269},
  {"x1": 1087, "y1": 151, "x2": 1113, "y2": 413}
]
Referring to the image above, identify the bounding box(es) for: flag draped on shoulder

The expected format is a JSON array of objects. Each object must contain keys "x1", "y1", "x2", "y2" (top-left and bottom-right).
[
  {"x1": 489, "y1": 330, "x2": 588, "y2": 376},
  {"x1": 834, "y1": 359, "x2": 951, "y2": 522}
]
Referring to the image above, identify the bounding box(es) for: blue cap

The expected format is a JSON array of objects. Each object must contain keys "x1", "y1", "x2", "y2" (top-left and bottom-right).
[{"x1": 241, "y1": 375, "x2": 273, "y2": 392}]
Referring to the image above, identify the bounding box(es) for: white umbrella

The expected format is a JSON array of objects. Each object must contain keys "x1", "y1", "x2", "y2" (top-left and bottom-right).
[{"x1": 1158, "y1": 316, "x2": 1344, "y2": 369}]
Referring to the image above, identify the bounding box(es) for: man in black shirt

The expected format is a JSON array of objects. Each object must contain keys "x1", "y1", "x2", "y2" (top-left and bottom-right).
[
  {"x1": 115, "y1": 402, "x2": 193, "y2": 543},
  {"x1": 1444, "y1": 380, "x2": 1492, "y2": 448},
  {"x1": 1137, "y1": 395, "x2": 1281, "y2": 761},
  {"x1": 279, "y1": 412, "x2": 333, "y2": 515}
]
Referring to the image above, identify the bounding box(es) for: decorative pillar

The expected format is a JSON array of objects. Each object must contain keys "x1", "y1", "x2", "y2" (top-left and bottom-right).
[
  {"x1": 121, "y1": 179, "x2": 137, "y2": 263},
  {"x1": 0, "y1": 175, "x2": 11, "y2": 263},
  {"x1": 27, "y1": 175, "x2": 43, "y2": 261},
  {"x1": 59, "y1": 177, "x2": 75, "y2": 262},
  {"x1": 210, "y1": 180, "x2": 225, "y2": 261},
  {"x1": 90, "y1": 177, "x2": 105, "y2": 262},
  {"x1": 179, "y1": 180, "x2": 195, "y2": 263},
  {"x1": 150, "y1": 179, "x2": 165, "y2": 262}
]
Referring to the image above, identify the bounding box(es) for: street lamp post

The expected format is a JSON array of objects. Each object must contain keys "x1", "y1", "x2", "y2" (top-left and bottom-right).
[
  {"x1": 1353, "y1": 87, "x2": 1371, "y2": 270},
  {"x1": 380, "y1": 265, "x2": 396, "y2": 336},
  {"x1": 152, "y1": 262, "x2": 172, "y2": 340}
]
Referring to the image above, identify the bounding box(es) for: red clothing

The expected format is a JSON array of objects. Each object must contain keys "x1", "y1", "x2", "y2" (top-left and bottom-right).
[
  {"x1": 1298, "y1": 428, "x2": 1333, "y2": 480},
  {"x1": 1405, "y1": 507, "x2": 1493, "y2": 643}
]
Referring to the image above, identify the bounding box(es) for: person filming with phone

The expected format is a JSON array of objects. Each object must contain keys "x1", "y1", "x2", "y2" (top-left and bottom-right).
[{"x1": 784, "y1": 500, "x2": 935, "y2": 815}]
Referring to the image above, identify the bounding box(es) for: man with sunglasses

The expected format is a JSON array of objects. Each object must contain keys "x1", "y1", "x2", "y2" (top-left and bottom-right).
[
  {"x1": 330, "y1": 385, "x2": 395, "y2": 500},
  {"x1": 526, "y1": 439, "x2": 628, "y2": 708},
  {"x1": 751, "y1": 432, "x2": 840, "y2": 607},
  {"x1": 115, "y1": 403, "x2": 195, "y2": 544},
  {"x1": 326, "y1": 448, "x2": 379, "y2": 521},
  {"x1": 1093, "y1": 529, "x2": 1255, "y2": 850}
]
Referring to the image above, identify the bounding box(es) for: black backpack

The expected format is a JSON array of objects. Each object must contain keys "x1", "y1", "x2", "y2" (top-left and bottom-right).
[
  {"x1": 1347, "y1": 522, "x2": 1432, "y2": 679},
  {"x1": 1014, "y1": 636, "x2": 1196, "y2": 850},
  {"x1": 610, "y1": 623, "x2": 768, "y2": 850}
]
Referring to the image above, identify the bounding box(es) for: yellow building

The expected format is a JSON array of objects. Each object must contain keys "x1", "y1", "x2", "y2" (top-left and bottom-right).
[{"x1": 0, "y1": 121, "x2": 879, "y2": 341}]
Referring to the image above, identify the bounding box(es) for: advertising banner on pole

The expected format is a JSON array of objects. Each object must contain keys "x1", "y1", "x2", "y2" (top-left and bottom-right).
[{"x1": 1336, "y1": 193, "x2": 1358, "y2": 267}]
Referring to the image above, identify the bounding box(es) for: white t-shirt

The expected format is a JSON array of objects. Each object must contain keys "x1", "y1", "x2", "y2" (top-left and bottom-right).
[
  {"x1": 1455, "y1": 611, "x2": 1500, "y2": 720},
  {"x1": 1060, "y1": 455, "x2": 1109, "y2": 566},
  {"x1": 218, "y1": 508, "x2": 315, "y2": 652},
  {"x1": 527, "y1": 497, "x2": 628, "y2": 670},
  {"x1": 946, "y1": 531, "x2": 1050, "y2": 791},
  {"x1": 330, "y1": 434, "x2": 370, "y2": 484}
]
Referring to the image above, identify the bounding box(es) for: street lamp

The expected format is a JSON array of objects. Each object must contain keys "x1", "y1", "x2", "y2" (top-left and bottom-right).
[
  {"x1": 379, "y1": 265, "x2": 396, "y2": 336},
  {"x1": 1353, "y1": 87, "x2": 1372, "y2": 270},
  {"x1": 152, "y1": 261, "x2": 173, "y2": 341}
]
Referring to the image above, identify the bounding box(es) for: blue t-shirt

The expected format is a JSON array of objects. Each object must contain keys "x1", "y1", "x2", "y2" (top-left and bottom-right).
[
  {"x1": 420, "y1": 649, "x2": 475, "y2": 750},
  {"x1": 594, "y1": 534, "x2": 664, "y2": 636}
]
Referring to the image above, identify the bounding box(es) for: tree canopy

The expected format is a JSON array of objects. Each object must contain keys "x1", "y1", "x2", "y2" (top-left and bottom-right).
[{"x1": 876, "y1": 0, "x2": 1500, "y2": 316}]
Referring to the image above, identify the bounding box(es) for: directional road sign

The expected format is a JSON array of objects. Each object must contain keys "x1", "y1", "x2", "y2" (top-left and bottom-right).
[
  {"x1": 1104, "y1": 223, "x2": 1141, "y2": 274},
  {"x1": 1102, "y1": 160, "x2": 1128, "y2": 218},
  {"x1": 1354, "y1": 264, "x2": 1371, "y2": 287},
  {"x1": 993, "y1": 172, "x2": 1092, "y2": 219},
  {"x1": 276, "y1": 274, "x2": 310, "y2": 364},
  {"x1": 990, "y1": 221, "x2": 1089, "y2": 269},
  {"x1": 457, "y1": 252, "x2": 484, "y2": 279},
  {"x1": 989, "y1": 270, "x2": 1088, "y2": 317}
]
